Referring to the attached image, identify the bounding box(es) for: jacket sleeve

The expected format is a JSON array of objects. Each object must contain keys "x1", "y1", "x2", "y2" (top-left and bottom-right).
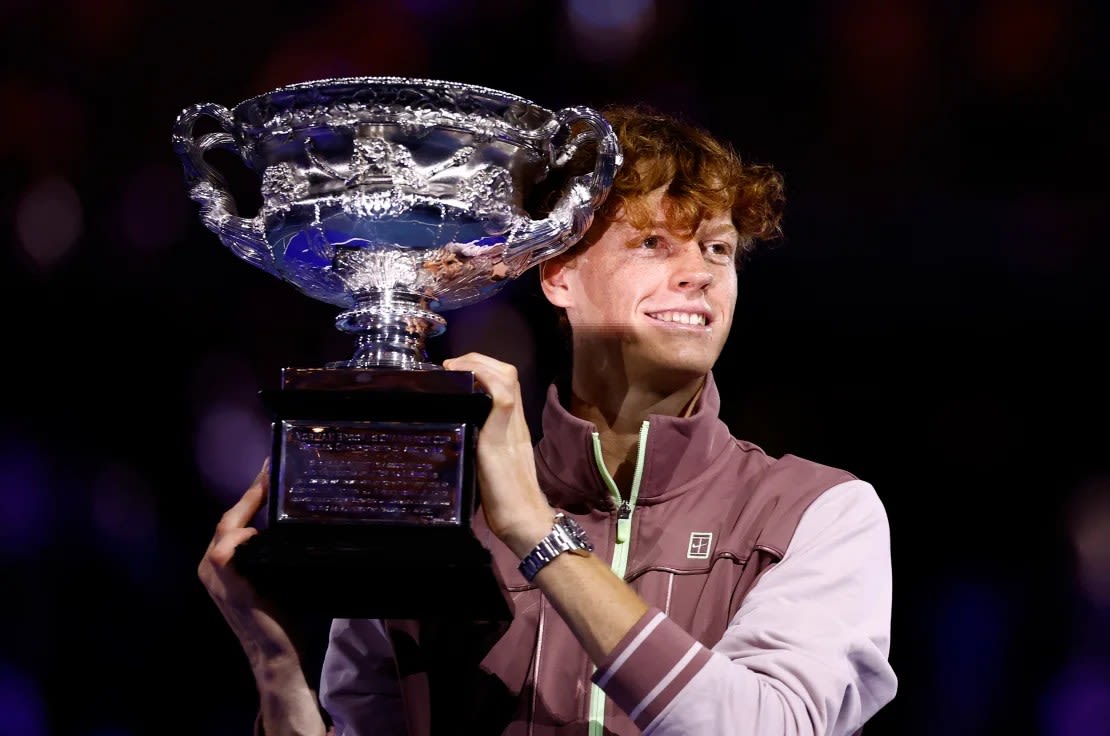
[
  {"x1": 318, "y1": 618, "x2": 409, "y2": 736},
  {"x1": 591, "y1": 479, "x2": 898, "y2": 736}
]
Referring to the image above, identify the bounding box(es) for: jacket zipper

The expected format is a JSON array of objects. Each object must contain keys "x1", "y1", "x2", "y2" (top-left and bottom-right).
[{"x1": 587, "y1": 420, "x2": 650, "y2": 736}]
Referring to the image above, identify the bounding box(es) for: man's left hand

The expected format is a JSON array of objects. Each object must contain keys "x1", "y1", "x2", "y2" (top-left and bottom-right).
[{"x1": 443, "y1": 352, "x2": 554, "y2": 557}]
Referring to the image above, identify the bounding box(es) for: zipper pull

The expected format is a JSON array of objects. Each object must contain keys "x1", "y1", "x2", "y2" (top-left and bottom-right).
[{"x1": 616, "y1": 500, "x2": 631, "y2": 544}]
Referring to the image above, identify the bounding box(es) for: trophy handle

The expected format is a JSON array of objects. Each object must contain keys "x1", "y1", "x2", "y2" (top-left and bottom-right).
[
  {"x1": 507, "y1": 106, "x2": 622, "y2": 272},
  {"x1": 171, "y1": 103, "x2": 275, "y2": 274}
]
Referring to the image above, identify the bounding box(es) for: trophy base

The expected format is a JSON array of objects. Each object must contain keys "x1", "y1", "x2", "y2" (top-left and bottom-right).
[
  {"x1": 232, "y1": 524, "x2": 512, "y2": 621},
  {"x1": 236, "y1": 366, "x2": 508, "y2": 621}
]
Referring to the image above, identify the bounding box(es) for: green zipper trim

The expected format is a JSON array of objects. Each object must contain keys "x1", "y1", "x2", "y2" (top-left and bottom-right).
[{"x1": 587, "y1": 421, "x2": 650, "y2": 736}]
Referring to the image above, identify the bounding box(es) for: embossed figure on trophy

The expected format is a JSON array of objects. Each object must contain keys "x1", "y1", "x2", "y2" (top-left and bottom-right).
[{"x1": 174, "y1": 78, "x2": 620, "y2": 372}]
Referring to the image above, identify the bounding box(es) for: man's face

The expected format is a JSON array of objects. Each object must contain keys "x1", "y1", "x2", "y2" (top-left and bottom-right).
[{"x1": 544, "y1": 187, "x2": 739, "y2": 384}]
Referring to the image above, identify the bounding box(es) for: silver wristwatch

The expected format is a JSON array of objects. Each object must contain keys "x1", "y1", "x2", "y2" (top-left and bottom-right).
[{"x1": 518, "y1": 513, "x2": 594, "y2": 582}]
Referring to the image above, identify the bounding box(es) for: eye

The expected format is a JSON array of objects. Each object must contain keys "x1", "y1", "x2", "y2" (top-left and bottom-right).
[
  {"x1": 704, "y1": 241, "x2": 736, "y2": 262},
  {"x1": 640, "y1": 235, "x2": 663, "y2": 249}
]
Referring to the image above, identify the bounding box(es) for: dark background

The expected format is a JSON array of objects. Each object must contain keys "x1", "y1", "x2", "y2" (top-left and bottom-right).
[{"x1": 2, "y1": 1, "x2": 1108, "y2": 734}]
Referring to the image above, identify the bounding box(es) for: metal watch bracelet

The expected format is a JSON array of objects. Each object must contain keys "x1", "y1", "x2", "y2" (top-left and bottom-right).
[{"x1": 518, "y1": 512, "x2": 594, "y2": 582}]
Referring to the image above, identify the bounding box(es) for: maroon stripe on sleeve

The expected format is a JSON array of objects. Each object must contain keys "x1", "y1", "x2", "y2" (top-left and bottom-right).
[
  {"x1": 594, "y1": 608, "x2": 664, "y2": 686},
  {"x1": 591, "y1": 608, "x2": 712, "y2": 723},
  {"x1": 631, "y1": 645, "x2": 713, "y2": 729}
]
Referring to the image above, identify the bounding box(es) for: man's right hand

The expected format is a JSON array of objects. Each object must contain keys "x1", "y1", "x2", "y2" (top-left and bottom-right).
[
  {"x1": 198, "y1": 458, "x2": 303, "y2": 673},
  {"x1": 199, "y1": 459, "x2": 330, "y2": 735}
]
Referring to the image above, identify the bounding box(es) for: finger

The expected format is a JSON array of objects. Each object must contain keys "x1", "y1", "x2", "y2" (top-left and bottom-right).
[
  {"x1": 217, "y1": 458, "x2": 270, "y2": 534},
  {"x1": 446, "y1": 355, "x2": 533, "y2": 448},
  {"x1": 444, "y1": 351, "x2": 515, "y2": 377},
  {"x1": 444, "y1": 354, "x2": 521, "y2": 407},
  {"x1": 207, "y1": 526, "x2": 261, "y2": 568}
]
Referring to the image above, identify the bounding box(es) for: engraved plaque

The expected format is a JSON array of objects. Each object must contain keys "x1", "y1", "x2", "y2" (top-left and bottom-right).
[{"x1": 277, "y1": 421, "x2": 466, "y2": 525}]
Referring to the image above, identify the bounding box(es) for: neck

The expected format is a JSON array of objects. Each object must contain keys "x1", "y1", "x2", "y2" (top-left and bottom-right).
[
  {"x1": 567, "y1": 367, "x2": 706, "y2": 497},
  {"x1": 569, "y1": 373, "x2": 706, "y2": 434}
]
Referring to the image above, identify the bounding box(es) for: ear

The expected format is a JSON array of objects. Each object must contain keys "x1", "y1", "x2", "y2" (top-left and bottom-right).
[{"x1": 539, "y1": 254, "x2": 576, "y2": 309}]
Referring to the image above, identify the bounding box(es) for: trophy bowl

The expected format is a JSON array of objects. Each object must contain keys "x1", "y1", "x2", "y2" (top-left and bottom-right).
[{"x1": 173, "y1": 77, "x2": 620, "y2": 619}]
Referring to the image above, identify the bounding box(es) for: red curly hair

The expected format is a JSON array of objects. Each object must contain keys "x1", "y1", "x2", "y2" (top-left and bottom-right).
[
  {"x1": 589, "y1": 104, "x2": 784, "y2": 252},
  {"x1": 538, "y1": 105, "x2": 785, "y2": 343}
]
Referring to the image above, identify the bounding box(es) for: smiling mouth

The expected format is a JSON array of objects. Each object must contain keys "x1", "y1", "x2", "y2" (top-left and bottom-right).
[{"x1": 646, "y1": 311, "x2": 709, "y2": 327}]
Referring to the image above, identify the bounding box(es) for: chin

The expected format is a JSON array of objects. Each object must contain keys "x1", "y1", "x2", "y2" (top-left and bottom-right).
[{"x1": 632, "y1": 351, "x2": 717, "y2": 385}]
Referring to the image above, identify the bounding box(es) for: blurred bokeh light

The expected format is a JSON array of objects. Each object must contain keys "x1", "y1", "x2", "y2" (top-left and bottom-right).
[
  {"x1": 564, "y1": 0, "x2": 655, "y2": 63},
  {"x1": 15, "y1": 177, "x2": 82, "y2": 272}
]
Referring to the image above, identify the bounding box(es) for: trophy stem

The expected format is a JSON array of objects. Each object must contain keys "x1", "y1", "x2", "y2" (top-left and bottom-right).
[{"x1": 330, "y1": 290, "x2": 447, "y2": 370}]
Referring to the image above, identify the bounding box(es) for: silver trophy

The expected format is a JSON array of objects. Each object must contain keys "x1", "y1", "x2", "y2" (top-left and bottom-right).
[{"x1": 173, "y1": 77, "x2": 620, "y2": 619}]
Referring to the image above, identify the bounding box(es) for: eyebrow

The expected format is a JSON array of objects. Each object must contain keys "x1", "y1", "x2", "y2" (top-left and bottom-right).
[
  {"x1": 648, "y1": 220, "x2": 739, "y2": 239},
  {"x1": 699, "y1": 223, "x2": 740, "y2": 239}
]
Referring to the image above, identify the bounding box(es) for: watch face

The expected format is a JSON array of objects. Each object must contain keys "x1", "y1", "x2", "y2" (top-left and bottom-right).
[{"x1": 560, "y1": 516, "x2": 594, "y2": 553}]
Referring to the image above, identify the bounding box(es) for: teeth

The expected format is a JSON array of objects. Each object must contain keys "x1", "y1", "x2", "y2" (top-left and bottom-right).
[{"x1": 649, "y1": 311, "x2": 707, "y2": 326}]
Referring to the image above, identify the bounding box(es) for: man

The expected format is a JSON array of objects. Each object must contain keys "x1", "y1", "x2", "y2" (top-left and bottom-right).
[{"x1": 200, "y1": 105, "x2": 898, "y2": 735}]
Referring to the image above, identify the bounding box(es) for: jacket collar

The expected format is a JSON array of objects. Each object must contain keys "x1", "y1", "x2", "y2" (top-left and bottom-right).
[{"x1": 534, "y1": 372, "x2": 735, "y2": 508}]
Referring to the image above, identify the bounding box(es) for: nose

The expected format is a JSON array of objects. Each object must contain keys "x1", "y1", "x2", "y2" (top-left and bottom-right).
[{"x1": 670, "y1": 242, "x2": 713, "y2": 291}]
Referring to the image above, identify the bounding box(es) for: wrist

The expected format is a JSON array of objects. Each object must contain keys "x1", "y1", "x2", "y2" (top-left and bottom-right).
[
  {"x1": 501, "y1": 513, "x2": 558, "y2": 559},
  {"x1": 247, "y1": 647, "x2": 304, "y2": 686}
]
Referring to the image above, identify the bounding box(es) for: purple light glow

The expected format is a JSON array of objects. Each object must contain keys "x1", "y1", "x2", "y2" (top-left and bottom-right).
[
  {"x1": 0, "y1": 661, "x2": 47, "y2": 736},
  {"x1": 194, "y1": 401, "x2": 271, "y2": 507},
  {"x1": 401, "y1": 0, "x2": 467, "y2": 18},
  {"x1": 565, "y1": 0, "x2": 655, "y2": 63},
  {"x1": 1041, "y1": 660, "x2": 1110, "y2": 736},
  {"x1": 567, "y1": 0, "x2": 652, "y2": 31},
  {"x1": 0, "y1": 436, "x2": 54, "y2": 560},
  {"x1": 928, "y1": 579, "x2": 1014, "y2": 733}
]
